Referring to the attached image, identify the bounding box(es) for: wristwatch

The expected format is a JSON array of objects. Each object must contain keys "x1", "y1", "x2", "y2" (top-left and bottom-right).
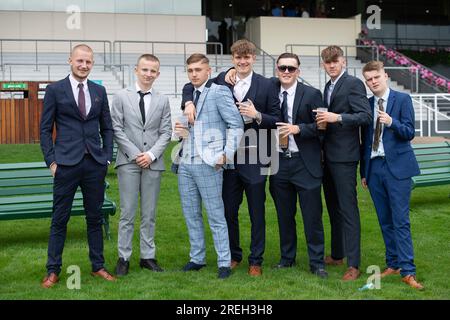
[
  {"x1": 337, "y1": 114, "x2": 343, "y2": 123},
  {"x1": 255, "y1": 111, "x2": 262, "y2": 124}
]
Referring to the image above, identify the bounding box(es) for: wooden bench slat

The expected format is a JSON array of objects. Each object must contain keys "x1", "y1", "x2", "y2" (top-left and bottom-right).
[
  {"x1": 0, "y1": 186, "x2": 54, "y2": 196},
  {"x1": 0, "y1": 170, "x2": 52, "y2": 179},
  {"x1": 412, "y1": 142, "x2": 450, "y2": 149},
  {"x1": 413, "y1": 148, "x2": 450, "y2": 156},
  {"x1": 0, "y1": 193, "x2": 83, "y2": 205},
  {"x1": 415, "y1": 154, "x2": 450, "y2": 162},
  {"x1": 0, "y1": 162, "x2": 47, "y2": 170},
  {"x1": 419, "y1": 161, "x2": 450, "y2": 169},
  {"x1": 419, "y1": 167, "x2": 450, "y2": 175}
]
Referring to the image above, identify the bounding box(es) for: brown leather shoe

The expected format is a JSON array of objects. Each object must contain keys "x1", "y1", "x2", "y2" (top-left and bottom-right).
[
  {"x1": 91, "y1": 268, "x2": 116, "y2": 281},
  {"x1": 230, "y1": 260, "x2": 240, "y2": 270},
  {"x1": 248, "y1": 265, "x2": 262, "y2": 276},
  {"x1": 41, "y1": 273, "x2": 59, "y2": 288},
  {"x1": 342, "y1": 267, "x2": 361, "y2": 281},
  {"x1": 402, "y1": 275, "x2": 424, "y2": 290},
  {"x1": 325, "y1": 255, "x2": 344, "y2": 266},
  {"x1": 381, "y1": 267, "x2": 401, "y2": 278}
]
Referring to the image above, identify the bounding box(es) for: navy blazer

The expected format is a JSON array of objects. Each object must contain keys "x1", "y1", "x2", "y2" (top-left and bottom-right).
[
  {"x1": 40, "y1": 76, "x2": 114, "y2": 167},
  {"x1": 360, "y1": 89, "x2": 420, "y2": 182}
]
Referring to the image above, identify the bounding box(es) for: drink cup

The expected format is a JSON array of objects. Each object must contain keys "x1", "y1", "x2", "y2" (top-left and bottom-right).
[
  {"x1": 316, "y1": 107, "x2": 328, "y2": 130},
  {"x1": 240, "y1": 101, "x2": 254, "y2": 124},
  {"x1": 277, "y1": 126, "x2": 288, "y2": 149}
]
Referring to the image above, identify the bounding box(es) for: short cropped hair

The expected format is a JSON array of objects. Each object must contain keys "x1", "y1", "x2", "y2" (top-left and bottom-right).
[
  {"x1": 70, "y1": 44, "x2": 93, "y2": 56},
  {"x1": 321, "y1": 45, "x2": 344, "y2": 63},
  {"x1": 276, "y1": 52, "x2": 301, "y2": 67},
  {"x1": 186, "y1": 53, "x2": 209, "y2": 65},
  {"x1": 137, "y1": 53, "x2": 160, "y2": 66},
  {"x1": 230, "y1": 39, "x2": 257, "y2": 56},
  {"x1": 362, "y1": 60, "x2": 385, "y2": 74}
]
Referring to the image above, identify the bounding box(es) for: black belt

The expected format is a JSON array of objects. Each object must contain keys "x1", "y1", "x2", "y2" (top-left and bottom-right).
[
  {"x1": 280, "y1": 151, "x2": 300, "y2": 159},
  {"x1": 372, "y1": 156, "x2": 385, "y2": 160}
]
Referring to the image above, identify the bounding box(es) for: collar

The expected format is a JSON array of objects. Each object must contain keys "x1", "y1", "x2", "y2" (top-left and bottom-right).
[
  {"x1": 330, "y1": 69, "x2": 346, "y2": 86},
  {"x1": 69, "y1": 74, "x2": 88, "y2": 89},
  {"x1": 135, "y1": 82, "x2": 153, "y2": 94},
  {"x1": 280, "y1": 82, "x2": 297, "y2": 96},
  {"x1": 236, "y1": 71, "x2": 253, "y2": 85},
  {"x1": 374, "y1": 88, "x2": 390, "y2": 105},
  {"x1": 194, "y1": 81, "x2": 207, "y2": 93}
]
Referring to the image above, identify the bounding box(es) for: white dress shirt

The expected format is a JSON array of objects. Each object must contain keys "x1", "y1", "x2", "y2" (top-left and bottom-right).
[
  {"x1": 279, "y1": 83, "x2": 299, "y2": 153},
  {"x1": 233, "y1": 72, "x2": 253, "y2": 102},
  {"x1": 371, "y1": 88, "x2": 390, "y2": 159},
  {"x1": 69, "y1": 74, "x2": 91, "y2": 116}
]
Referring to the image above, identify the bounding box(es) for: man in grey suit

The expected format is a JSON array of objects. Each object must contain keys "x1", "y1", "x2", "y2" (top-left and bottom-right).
[
  {"x1": 111, "y1": 54, "x2": 172, "y2": 276},
  {"x1": 174, "y1": 53, "x2": 243, "y2": 279}
]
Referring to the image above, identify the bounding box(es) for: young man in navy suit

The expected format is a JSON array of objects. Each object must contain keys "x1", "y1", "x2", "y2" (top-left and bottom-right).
[
  {"x1": 40, "y1": 44, "x2": 115, "y2": 288},
  {"x1": 361, "y1": 61, "x2": 423, "y2": 290}
]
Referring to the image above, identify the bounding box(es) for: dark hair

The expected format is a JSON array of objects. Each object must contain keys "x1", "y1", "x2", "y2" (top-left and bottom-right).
[
  {"x1": 186, "y1": 53, "x2": 209, "y2": 65},
  {"x1": 321, "y1": 45, "x2": 344, "y2": 63},
  {"x1": 276, "y1": 52, "x2": 301, "y2": 67},
  {"x1": 137, "y1": 53, "x2": 160, "y2": 65},
  {"x1": 230, "y1": 39, "x2": 257, "y2": 56}
]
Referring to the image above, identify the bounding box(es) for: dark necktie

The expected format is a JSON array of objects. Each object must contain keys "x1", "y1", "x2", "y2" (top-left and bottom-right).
[
  {"x1": 78, "y1": 83, "x2": 86, "y2": 119},
  {"x1": 372, "y1": 98, "x2": 384, "y2": 151},
  {"x1": 281, "y1": 91, "x2": 289, "y2": 151},
  {"x1": 281, "y1": 91, "x2": 289, "y2": 123},
  {"x1": 138, "y1": 91, "x2": 151, "y2": 124},
  {"x1": 193, "y1": 89, "x2": 201, "y2": 107}
]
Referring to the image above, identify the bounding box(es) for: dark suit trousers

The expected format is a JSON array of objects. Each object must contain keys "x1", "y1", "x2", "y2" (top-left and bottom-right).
[
  {"x1": 367, "y1": 157, "x2": 416, "y2": 276},
  {"x1": 46, "y1": 154, "x2": 108, "y2": 275},
  {"x1": 323, "y1": 161, "x2": 361, "y2": 268},
  {"x1": 222, "y1": 166, "x2": 266, "y2": 266},
  {"x1": 270, "y1": 154, "x2": 325, "y2": 270}
]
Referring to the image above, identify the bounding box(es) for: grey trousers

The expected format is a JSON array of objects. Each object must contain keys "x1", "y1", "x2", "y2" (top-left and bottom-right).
[{"x1": 117, "y1": 163, "x2": 162, "y2": 261}]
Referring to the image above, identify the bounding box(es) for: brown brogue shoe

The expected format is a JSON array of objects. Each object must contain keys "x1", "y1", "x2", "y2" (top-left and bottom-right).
[
  {"x1": 324, "y1": 255, "x2": 344, "y2": 266},
  {"x1": 402, "y1": 275, "x2": 424, "y2": 290},
  {"x1": 342, "y1": 267, "x2": 361, "y2": 281},
  {"x1": 230, "y1": 260, "x2": 240, "y2": 270},
  {"x1": 41, "y1": 273, "x2": 59, "y2": 288},
  {"x1": 381, "y1": 267, "x2": 401, "y2": 278},
  {"x1": 248, "y1": 265, "x2": 262, "y2": 276},
  {"x1": 91, "y1": 268, "x2": 117, "y2": 281}
]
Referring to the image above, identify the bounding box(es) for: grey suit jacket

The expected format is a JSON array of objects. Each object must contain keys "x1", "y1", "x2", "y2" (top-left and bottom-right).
[{"x1": 111, "y1": 86, "x2": 172, "y2": 171}]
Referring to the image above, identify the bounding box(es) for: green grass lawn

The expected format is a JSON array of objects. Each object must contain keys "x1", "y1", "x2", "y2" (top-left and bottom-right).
[{"x1": 0, "y1": 143, "x2": 449, "y2": 300}]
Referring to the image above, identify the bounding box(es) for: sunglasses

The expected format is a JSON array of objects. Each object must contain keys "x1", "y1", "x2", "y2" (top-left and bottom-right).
[{"x1": 277, "y1": 65, "x2": 298, "y2": 73}]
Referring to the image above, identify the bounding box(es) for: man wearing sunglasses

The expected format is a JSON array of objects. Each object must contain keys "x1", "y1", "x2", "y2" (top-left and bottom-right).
[
  {"x1": 181, "y1": 39, "x2": 281, "y2": 277},
  {"x1": 268, "y1": 53, "x2": 328, "y2": 278}
]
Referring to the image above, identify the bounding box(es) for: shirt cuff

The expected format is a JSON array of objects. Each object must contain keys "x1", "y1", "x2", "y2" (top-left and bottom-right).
[{"x1": 146, "y1": 151, "x2": 156, "y2": 161}]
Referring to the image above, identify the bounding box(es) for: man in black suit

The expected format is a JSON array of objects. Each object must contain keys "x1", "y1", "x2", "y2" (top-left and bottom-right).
[
  {"x1": 315, "y1": 45, "x2": 372, "y2": 280},
  {"x1": 40, "y1": 44, "x2": 115, "y2": 288},
  {"x1": 181, "y1": 39, "x2": 281, "y2": 276},
  {"x1": 269, "y1": 53, "x2": 328, "y2": 278}
]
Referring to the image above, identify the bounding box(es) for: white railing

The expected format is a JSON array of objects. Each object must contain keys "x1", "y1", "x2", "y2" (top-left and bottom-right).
[{"x1": 411, "y1": 94, "x2": 450, "y2": 137}]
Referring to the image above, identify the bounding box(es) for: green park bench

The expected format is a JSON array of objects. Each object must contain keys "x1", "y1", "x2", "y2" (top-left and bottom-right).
[
  {"x1": 0, "y1": 162, "x2": 116, "y2": 239},
  {"x1": 112, "y1": 143, "x2": 118, "y2": 162},
  {"x1": 412, "y1": 141, "x2": 450, "y2": 189}
]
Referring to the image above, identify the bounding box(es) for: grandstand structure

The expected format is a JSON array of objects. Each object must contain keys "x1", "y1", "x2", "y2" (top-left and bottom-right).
[{"x1": 0, "y1": 0, "x2": 449, "y2": 143}]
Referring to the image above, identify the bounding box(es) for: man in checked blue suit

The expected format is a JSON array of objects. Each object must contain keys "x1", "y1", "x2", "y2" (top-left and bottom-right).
[
  {"x1": 174, "y1": 53, "x2": 244, "y2": 279},
  {"x1": 361, "y1": 61, "x2": 424, "y2": 290}
]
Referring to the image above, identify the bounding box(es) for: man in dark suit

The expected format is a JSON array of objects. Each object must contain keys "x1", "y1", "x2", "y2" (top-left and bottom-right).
[
  {"x1": 181, "y1": 39, "x2": 281, "y2": 276},
  {"x1": 361, "y1": 61, "x2": 423, "y2": 290},
  {"x1": 315, "y1": 45, "x2": 372, "y2": 280},
  {"x1": 40, "y1": 44, "x2": 115, "y2": 288},
  {"x1": 269, "y1": 53, "x2": 328, "y2": 278}
]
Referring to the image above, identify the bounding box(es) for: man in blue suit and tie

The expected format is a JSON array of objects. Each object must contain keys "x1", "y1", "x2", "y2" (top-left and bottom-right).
[
  {"x1": 40, "y1": 44, "x2": 115, "y2": 288},
  {"x1": 361, "y1": 61, "x2": 423, "y2": 290},
  {"x1": 174, "y1": 53, "x2": 244, "y2": 279}
]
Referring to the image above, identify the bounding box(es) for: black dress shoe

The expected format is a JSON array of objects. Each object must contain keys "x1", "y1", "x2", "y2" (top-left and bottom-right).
[
  {"x1": 115, "y1": 258, "x2": 129, "y2": 276},
  {"x1": 311, "y1": 268, "x2": 328, "y2": 279},
  {"x1": 140, "y1": 259, "x2": 163, "y2": 272},
  {"x1": 273, "y1": 262, "x2": 295, "y2": 269},
  {"x1": 182, "y1": 261, "x2": 206, "y2": 271},
  {"x1": 218, "y1": 267, "x2": 231, "y2": 279}
]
